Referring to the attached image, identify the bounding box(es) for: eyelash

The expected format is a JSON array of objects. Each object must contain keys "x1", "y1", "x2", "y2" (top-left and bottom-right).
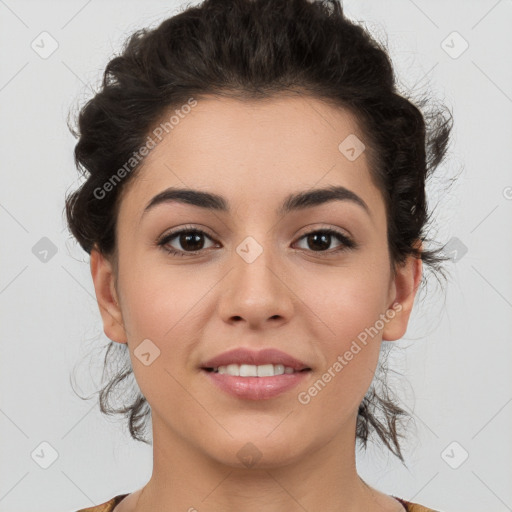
[{"x1": 156, "y1": 225, "x2": 357, "y2": 258}]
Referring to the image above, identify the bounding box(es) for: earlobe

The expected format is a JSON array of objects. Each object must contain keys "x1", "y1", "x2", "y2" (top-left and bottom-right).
[
  {"x1": 382, "y1": 246, "x2": 423, "y2": 342},
  {"x1": 89, "y1": 248, "x2": 128, "y2": 344}
]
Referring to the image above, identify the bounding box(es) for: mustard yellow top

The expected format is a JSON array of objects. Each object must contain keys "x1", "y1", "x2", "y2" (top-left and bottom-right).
[{"x1": 75, "y1": 493, "x2": 442, "y2": 511}]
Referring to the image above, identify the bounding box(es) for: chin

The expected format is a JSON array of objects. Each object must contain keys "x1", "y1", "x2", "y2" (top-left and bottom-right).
[{"x1": 200, "y1": 429, "x2": 311, "y2": 470}]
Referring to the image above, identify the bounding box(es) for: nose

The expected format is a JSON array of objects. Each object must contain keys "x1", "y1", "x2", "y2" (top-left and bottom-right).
[{"x1": 217, "y1": 238, "x2": 295, "y2": 329}]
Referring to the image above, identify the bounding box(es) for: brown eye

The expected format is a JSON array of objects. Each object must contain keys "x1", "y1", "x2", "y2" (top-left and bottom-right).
[
  {"x1": 305, "y1": 232, "x2": 331, "y2": 251},
  {"x1": 158, "y1": 228, "x2": 217, "y2": 256},
  {"x1": 295, "y1": 229, "x2": 356, "y2": 254},
  {"x1": 176, "y1": 231, "x2": 206, "y2": 251}
]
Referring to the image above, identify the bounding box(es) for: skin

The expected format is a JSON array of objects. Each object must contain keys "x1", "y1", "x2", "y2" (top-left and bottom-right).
[{"x1": 90, "y1": 94, "x2": 422, "y2": 512}]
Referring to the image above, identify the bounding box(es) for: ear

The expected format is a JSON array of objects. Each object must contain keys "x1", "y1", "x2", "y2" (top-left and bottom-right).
[
  {"x1": 89, "y1": 248, "x2": 128, "y2": 344},
  {"x1": 382, "y1": 242, "x2": 423, "y2": 341}
]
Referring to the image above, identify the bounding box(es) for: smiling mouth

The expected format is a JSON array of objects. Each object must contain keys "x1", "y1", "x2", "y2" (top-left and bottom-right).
[{"x1": 202, "y1": 363, "x2": 312, "y2": 377}]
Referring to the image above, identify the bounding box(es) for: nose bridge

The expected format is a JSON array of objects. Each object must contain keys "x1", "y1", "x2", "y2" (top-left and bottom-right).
[{"x1": 218, "y1": 232, "x2": 294, "y2": 326}]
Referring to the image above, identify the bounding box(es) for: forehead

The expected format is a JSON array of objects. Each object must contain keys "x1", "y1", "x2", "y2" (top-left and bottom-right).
[{"x1": 117, "y1": 94, "x2": 384, "y2": 224}]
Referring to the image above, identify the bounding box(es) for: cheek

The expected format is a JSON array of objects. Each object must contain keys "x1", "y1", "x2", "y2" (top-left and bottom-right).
[
  {"x1": 300, "y1": 269, "x2": 389, "y2": 401},
  {"x1": 118, "y1": 267, "x2": 209, "y2": 412},
  {"x1": 307, "y1": 263, "x2": 390, "y2": 342},
  {"x1": 117, "y1": 260, "x2": 226, "y2": 398},
  {"x1": 119, "y1": 258, "x2": 211, "y2": 343}
]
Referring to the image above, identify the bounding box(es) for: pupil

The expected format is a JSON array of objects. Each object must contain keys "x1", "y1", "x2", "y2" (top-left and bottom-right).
[
  {"x1": 308, "y1": 233, "x2": 330, "y2": 251},
  {"x1": 177, "y1": 232, "x2": 332, "y2": 252},
  {"x1": 181, "y1": 232, "x2": 204, "y2": 251}
]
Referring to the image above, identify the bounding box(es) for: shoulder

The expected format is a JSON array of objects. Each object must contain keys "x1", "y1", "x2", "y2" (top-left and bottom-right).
[
  {"x1": 393, "y1": 496, "x2": 443, "y2": 512},
  {"x1": 406, "y1": 504, "x2": 442, "y2": 512},
  {"x1": 74, "y1": 493, "x2": 443, "y2": 512},
  {"x1": 74, "y1": 494, "x2": 129, "y2": 512}
]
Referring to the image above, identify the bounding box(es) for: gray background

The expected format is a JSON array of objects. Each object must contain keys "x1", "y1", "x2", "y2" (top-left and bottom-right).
[{"x1": 1, "y1": 1, "x2": 511, "y2": 511}]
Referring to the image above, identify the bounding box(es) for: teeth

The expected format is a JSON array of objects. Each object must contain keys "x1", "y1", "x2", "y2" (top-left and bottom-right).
[{"x1": 215, "y1": 363, "x2": 298, "y2": 377}]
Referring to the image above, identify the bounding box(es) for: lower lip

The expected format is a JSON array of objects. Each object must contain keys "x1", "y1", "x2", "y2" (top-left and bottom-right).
[{"x1": 201, "y1": 369, "x2": 311, "y2": 400}]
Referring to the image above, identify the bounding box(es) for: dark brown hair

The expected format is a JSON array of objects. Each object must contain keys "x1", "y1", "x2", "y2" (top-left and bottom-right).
[{"x1": 65, "y1": 0, "x2": 454, "y2": 463}]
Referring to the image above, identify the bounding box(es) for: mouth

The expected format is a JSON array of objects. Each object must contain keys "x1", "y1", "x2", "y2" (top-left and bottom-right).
[
  {"x1": 199, "y1": 347, "x2": 313, "y2": 399},
  {"x1": 202, "y1": 364, "x2": 311, "y2": 377},
  {"x1": 200, "y1": 347, "x2": 312, "y2": 373}
]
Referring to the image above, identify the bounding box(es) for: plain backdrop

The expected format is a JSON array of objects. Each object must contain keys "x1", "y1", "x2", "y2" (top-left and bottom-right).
[{"x1": 1, "y1": 1, "x2": 511, "y2": 511}]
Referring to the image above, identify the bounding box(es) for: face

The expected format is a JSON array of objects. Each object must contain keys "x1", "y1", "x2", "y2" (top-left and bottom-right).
[{"x1": 91, "y1": 94, "x2": 421, "y2": 469}]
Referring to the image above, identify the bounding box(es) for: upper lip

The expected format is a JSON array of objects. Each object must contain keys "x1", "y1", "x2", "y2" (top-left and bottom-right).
[{"x1": 201, "y1": 348, "x2": 311, "y2": 371}]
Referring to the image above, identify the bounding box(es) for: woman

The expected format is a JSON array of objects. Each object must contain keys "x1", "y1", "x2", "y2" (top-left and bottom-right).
[{"x1": 66, "y1": 0, "x2": 453, "y2": 510}]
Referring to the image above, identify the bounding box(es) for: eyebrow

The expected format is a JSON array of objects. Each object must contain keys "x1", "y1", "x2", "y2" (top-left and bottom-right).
[{"x1": 141, "y1": 184, "x2": 371, "y2": 219}]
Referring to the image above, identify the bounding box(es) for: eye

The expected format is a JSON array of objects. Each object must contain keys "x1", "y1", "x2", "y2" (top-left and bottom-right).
[
  {"x1": 294, "y1": 228, "x2": 356, "y2": 255},
  {"x1": 157, "y1": 226, "x2": 357, "y2": 257},
  {"x1": 157, "y1": 226, "x2": 218, "y2": 257}
]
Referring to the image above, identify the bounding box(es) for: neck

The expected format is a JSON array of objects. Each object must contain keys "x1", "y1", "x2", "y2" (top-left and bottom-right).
[{"x1": 133, "y1": 413, "x2": 398, "y2": 512}]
